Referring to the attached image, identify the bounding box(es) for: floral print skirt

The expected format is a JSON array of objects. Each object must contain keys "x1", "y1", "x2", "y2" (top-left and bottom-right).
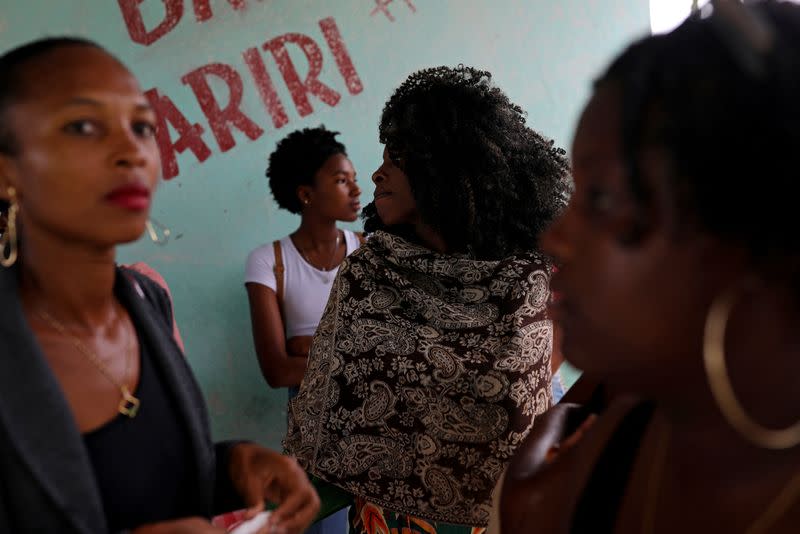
[{"x1": 350, "y1": 498, "x2": 486, "y2": 534}]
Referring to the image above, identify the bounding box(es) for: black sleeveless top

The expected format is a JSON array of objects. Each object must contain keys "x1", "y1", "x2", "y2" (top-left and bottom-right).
[
  {"x1": 83, "y1": 332, "x2": 197, "y2": 531},
  {"x1": 570, "y1": 402, "x2": 655, "y2": 533}
]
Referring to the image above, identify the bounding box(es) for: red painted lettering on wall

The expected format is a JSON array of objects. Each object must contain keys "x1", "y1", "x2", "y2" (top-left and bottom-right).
[
  {"x1": 192, "y1": 0, "x2": 212, "y2": 21},
  {"x1": 181, "y1": 63, "x2": 265, "y2": 152},
  {"x1": 319, "y1": 17, "x2": 363, "y2": 96},
  {"x1": 119, "y1": 0, "x2": 249, "y2": 45},
  {"x1": 370, "y1": 0, "x2": 416, "y2": 22},
  {"x1": 243, "y1": 48, "x2": 290, "y2": 129},
  {"x1": 140, "y1": 16, "x2": 364, "y2": 179},
  {"x1": 264, "y1": 33, "x2": 341, "y2": 117},
  {"x1": 118, "y1": 0, "x2": 183, "y2": 46},
  {"x1": 145, "y1": 88, "x2": 212, "y2": 180},
  {"x1": 192, "y1": 0, "x2": 247, "y2": 22}
]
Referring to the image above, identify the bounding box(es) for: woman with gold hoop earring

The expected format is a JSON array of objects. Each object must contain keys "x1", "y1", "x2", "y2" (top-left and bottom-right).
[
  {"x1": 499, "y1": 1, "x2": 800, "y2": 533},
  {"x1": 0, "y1": 37, "x2": 319, "y2": 533}
]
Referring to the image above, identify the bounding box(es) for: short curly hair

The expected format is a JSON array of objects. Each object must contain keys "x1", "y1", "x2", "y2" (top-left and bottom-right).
[
  {"x1": 362, "y1": 65, "x2": 571, "y2": 260},
  {"x1": 266, "y1": 126, "x2": 347, "y2": 214},
  {"x1": 597, "y1": 1, "x2": 800, "y2": 278}
]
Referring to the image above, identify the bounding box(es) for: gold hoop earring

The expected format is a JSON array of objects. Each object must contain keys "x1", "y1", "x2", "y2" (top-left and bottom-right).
[
  {"x1": 1, "y1": 188, "x2": 18, "y2": 268},
  {"x1": 145, "y1": 218, "x2": 171, "y2": 246},
  {"x1": 703, "y1": 286, "x2": 800, "y2": 449}
]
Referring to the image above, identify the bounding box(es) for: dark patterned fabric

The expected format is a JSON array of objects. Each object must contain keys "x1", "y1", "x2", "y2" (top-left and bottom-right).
[{"x1": 284, "y1": 231, "x2": 553, "y2": 527}]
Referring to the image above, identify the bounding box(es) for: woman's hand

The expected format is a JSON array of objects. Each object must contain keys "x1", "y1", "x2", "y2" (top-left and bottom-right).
[
  {"x1": 286, "y1": 336, "x2": 313, "y2": 357},
  {"x1": 228, "y1": 443, "x2": 320, "y2": 534},
  {"x1": 131, "y1": 517, "x2": 226, "y2": 533},
  {"x1": 506, "y1": 403, "x2": 596, "y2": 479},
  {"x1": 543, "y1": 410, "x2": 596, "y2": 464}
]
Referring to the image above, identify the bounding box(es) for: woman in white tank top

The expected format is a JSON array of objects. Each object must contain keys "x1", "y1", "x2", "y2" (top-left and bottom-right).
[
  {"x1": 244, "y1": 126, "x2": 362, "y2": 534},
  {"x1": 245, "y1": 126, "x2": 363, "y2": 394}
]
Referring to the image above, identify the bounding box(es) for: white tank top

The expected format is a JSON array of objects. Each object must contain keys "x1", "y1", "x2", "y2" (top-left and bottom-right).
[{"x1": 244, "y1": 230, "x2": 361, "y2": 338}]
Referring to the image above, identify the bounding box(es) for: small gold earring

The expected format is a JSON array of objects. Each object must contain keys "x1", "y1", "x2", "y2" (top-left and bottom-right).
[{"x1": 1, "y1": 187, "x2": 19, "y2": 268}]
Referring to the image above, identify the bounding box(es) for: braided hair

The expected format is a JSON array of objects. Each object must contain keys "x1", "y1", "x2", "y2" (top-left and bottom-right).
[
  {"x1": 362, "y1": 65, "x2": 571, "y2": 261},
  {"x1": 597, "y1": 1, "x2": 800, "y2": 277}
]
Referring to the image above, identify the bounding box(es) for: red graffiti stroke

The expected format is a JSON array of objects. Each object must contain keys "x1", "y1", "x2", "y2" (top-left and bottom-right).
[
  {"x1": 370, "y1": 0, "x2": 416, "y2": 22},
  {"x1": 243, "y1": 47, "x2": 290, "y2": 129},
  {"x1": 319, "y1": 17, "x2": 363, "y2": 95},
  {"x1": 118, "y1": 0, "x2": 183, "y2": 46},
  {"x1": 192, "y1": 0, "x2": 247, "y2": 22},
  {"x1": 181, "y1": 63, "x2": 265, "y2": 152},
  {"x1": 145, "y1": 88, "x2": 212, "y2": 180},
  {"x1": 264, "y1": 33, "x2": 341, "y2": 117}
]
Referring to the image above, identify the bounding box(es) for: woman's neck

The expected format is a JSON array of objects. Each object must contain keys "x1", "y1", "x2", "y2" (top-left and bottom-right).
[
  {"x1": 414, "y1": 221, "x2": 447, "y2": 254},
  {"x1": 18, "y1": 229, "x2": 118, "y2": 330},
  {"x1": 294, "y1": 215, "x2": 340, "y2": 248},
  {"x1": 655, "y1": 348, "x2": 800, "y2": 484},
  {"x1": 647, "y1": 398, "x2": 800, "y2": 534}
]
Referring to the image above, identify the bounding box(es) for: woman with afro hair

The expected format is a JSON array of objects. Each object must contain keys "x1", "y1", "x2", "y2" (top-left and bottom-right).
[
  {"x1": 285, "y1": 65, "x2": 571, "y2": 533},
  {"x1": 245, "y1": 126, "x2": 363, "y2": 533}
]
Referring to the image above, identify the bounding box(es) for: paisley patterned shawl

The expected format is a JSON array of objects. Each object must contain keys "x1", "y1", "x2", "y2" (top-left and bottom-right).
[{"x1": 284, "y1": 231, "x2": 553, "y2": 527}]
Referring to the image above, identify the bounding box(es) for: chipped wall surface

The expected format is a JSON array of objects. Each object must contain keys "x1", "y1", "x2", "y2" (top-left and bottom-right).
[{"x1": 0, "y1": 0, "x2": 649, "y2": 447}]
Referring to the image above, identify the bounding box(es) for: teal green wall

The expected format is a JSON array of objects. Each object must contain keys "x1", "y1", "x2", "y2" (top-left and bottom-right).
[{"x1": 1, "y1": 1, "x2": 649, "y2": 448}]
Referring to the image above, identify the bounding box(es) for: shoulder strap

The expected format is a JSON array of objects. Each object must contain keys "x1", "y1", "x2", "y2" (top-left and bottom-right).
[
  {"x1": 570, "y1": 402, "x2": 655, "y2": 533},
  {"x1": 272, "y1": 240, "x2": 285, "y2": 318},
  {"x1": 356, "y1": 232, "x2": 365, "y2": 245}
]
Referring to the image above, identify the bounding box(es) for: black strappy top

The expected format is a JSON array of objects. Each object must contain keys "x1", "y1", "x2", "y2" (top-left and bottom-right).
[
  {"x1": 83, "y1": 333, "x2": 197, "y2": 531},
  {"x1": 570, "y1": 402, "x2": 655, "y2": 533}
]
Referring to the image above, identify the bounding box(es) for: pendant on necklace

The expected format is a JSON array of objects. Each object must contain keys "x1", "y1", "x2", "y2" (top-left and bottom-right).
[{"x1": 119, "y1": 385, "x2": 141, "y2": 418}]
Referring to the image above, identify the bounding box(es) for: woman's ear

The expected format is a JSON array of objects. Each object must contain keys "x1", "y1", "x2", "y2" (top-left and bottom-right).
[
  {"x1": 0, "y1": 154, "x2": 21, "y2": 201},
  {"x1": 296, "y1": 184, "x2": 313, "y2": 208}
]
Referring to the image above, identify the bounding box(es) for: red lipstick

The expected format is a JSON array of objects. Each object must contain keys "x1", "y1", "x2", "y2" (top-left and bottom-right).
[{"x1": 105, "y1": 184, "x2": 151, "y2": 211}]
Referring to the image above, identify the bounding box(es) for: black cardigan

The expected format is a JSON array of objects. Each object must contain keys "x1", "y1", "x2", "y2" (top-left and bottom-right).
[{"x1": 0, "y1": 265, "x2": 242, "y2": 533}]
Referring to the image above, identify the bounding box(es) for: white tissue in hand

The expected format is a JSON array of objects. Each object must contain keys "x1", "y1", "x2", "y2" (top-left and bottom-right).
[{"x1": 230, "y1": 511, "x2": 271, "y2": 534}]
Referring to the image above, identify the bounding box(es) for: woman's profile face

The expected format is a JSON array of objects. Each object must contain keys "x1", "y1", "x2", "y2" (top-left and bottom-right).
[
  {"x1": 303, "y1": 153, "x2": 362, "y2": 222},
  {"x1": 0, "y1": 44, "x2": 160, "y2": 248},
  {"x1": 371, "y1": 147, "x2": 418, "y2": 227},
  {"x1": 541, "y1": 86, "x2": 714, "y2": 392}
]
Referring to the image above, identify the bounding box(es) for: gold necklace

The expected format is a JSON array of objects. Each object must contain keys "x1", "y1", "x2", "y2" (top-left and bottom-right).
[
  {"x1": 299, "y1": 230, "x2": 341, "y2": 271},
  {"x1": 642, "y1": 420, "x2": 800, "y2": 534},
  {"x1": 37, "y1": 308, "x2": 140, "y2": 418}
]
